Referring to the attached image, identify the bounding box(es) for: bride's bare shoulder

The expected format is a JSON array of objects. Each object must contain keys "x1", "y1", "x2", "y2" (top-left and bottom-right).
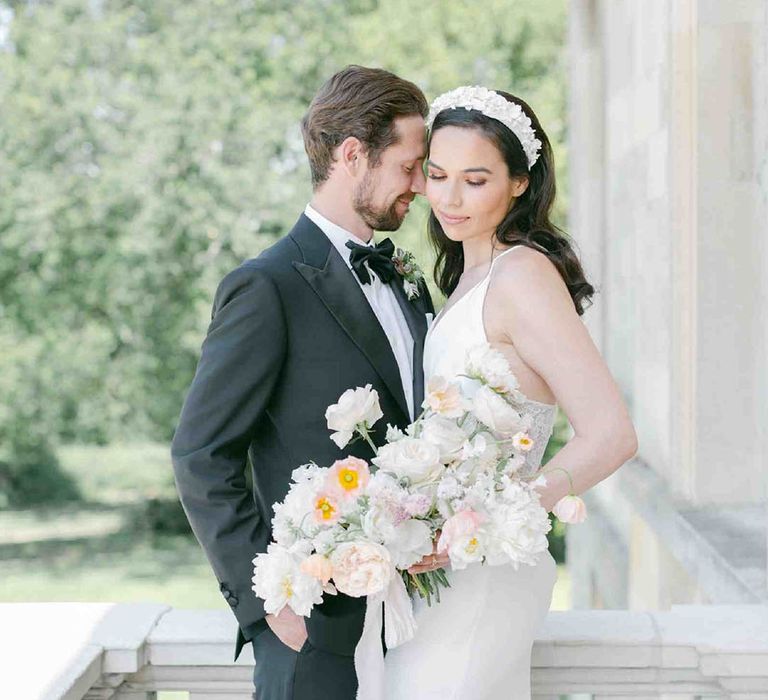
[{"x1": 491, "y1": 245, "x2": 570, "y2": 303}]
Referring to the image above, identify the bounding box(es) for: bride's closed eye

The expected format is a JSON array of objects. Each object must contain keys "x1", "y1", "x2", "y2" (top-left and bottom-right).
[{"x1": 427, "y1": 172, "x2": 486, "y2": 187}]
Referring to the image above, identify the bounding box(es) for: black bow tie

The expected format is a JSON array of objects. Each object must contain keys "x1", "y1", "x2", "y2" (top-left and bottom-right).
[{"x1": 346, "y1": 238, "x2": 396, "y2": 285}]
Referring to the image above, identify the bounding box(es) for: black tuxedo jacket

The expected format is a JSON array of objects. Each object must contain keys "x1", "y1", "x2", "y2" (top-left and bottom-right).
[{"x1": 171, "y1": 213, "x2": 434, "y2": 661}]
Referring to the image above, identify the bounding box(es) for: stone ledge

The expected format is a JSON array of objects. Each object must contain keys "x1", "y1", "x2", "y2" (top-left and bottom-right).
[
  {"x1": 613, "y1": 460, "x2": 767, "y2": 604},
  {"x1": 3, "y1": 603, "x2": 768, "y2": 699}
]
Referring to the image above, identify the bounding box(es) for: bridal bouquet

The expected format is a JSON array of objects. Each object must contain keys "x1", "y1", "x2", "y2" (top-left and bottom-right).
[{"x1": 252, "y1": 343, "x2": 563, "y2": 618}]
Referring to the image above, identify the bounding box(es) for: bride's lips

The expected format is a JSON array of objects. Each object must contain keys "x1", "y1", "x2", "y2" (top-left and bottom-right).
[{"x1": 438, "y1": 210, "x2": 469, "y2": 225}]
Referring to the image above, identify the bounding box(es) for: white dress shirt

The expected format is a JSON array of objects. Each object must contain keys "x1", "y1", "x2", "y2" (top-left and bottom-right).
[{"x1": 304, "y1": 204, "x2": 415, "y2": 419}]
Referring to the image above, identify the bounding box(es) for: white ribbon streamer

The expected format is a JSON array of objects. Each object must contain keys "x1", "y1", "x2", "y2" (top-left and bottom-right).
[{"x1": 354, "y1": 573, "x2": 417, "y2": 700}]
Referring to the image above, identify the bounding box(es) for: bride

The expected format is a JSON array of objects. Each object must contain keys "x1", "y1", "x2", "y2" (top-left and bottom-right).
[{"x1": 383, "y1": 87, "x2": 638, "y2": 698}]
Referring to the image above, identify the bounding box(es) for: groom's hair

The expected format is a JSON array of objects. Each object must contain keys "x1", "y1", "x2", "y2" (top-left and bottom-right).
[{"x1": 301, "y1": 65, "x2": 428, "y2": 189}]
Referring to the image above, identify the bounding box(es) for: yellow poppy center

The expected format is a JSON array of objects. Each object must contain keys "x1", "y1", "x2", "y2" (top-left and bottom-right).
[
  {"x1": 338, "y1": 468, "x2": 359, "y2": 491},
  {"x1": 466, "y1": 537, "x2": 479, "y2": 554},
  {"x1": 282, "y1": 576, "x2": 293, "y2": 598},
  {"x1": 316, "y1": 497, "x2": 336, "y2": 520}
]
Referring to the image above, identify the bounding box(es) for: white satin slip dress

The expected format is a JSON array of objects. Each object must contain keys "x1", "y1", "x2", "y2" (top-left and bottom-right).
[{"x1": 384, "y1": 246, "x2": 558, "y2": 700}]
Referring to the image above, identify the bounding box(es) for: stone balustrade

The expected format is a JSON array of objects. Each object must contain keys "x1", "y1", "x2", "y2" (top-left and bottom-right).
[{"x1": 2, "y1": 603, "x2": 767, "y2": 699}]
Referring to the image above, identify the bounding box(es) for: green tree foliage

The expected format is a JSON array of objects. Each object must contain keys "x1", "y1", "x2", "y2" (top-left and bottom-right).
[{"x1": 0, "y1": 0, "x2": 567, "y2": 457}]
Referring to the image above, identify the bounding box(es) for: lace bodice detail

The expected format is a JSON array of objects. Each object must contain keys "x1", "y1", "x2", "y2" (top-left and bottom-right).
[{"x1": 423, "y1": 247, "x2": 557, "y2": 478}]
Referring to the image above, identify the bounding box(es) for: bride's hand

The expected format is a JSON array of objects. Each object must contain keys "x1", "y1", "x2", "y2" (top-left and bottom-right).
[{"x1": 407, "y1": 535, "x2": 450, "y2": 574}]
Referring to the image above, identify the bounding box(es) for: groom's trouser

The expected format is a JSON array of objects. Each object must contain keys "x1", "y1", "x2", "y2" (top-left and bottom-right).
[{"x1": 251, "y1": 626, "x2": 358, "y2": 700}]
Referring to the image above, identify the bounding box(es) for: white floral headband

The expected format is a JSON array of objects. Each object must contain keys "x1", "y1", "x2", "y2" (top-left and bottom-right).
[{"x1": 426, "y1": 85, "x2": 542, "y2": 169}]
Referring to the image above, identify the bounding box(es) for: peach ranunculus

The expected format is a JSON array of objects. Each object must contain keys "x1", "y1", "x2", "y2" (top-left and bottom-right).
[
  {"x1": 325, "y1": 457, "x2": 370, "y2": 499},
  {"x1": 552, "y1": 494, "x2": 588, "y2": 524},
  {"x1": 313, "y1": 492, "x2": 341, "y2": 525},
  {"x1": 299, "y1": 553, "x2": 334, "y2": 585},
  {"x1": 437, "y1": 509, "x2": 486, "y2": 553},
  {"x1": 423, "y1": 375, "x2": 465, "y2": 418},
  {"x1": 330, "y1": 542, "x2": 393, "y2": 597}
]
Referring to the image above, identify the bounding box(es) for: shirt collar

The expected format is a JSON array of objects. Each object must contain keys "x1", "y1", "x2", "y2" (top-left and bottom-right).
[{"x1": 304, "y1": 204, "x2": 374, "y2": 266}]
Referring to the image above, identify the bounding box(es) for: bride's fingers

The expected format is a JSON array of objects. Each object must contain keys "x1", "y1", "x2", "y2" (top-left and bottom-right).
[{"x1": 407, "y1": 552, "x2": 450, "y2": 574}]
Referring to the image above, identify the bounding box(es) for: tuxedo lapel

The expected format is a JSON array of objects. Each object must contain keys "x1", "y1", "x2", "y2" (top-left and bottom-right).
[
  {"x1": 388, "y1": 276, "x2": 428, "y2": 416},
  {"x1": 290, "y1": 215, "x2": 410, "y2": 422}
]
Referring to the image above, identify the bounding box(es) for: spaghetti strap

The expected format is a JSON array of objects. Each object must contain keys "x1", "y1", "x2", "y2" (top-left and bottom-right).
[
  {"x1": 488, "y1": 244, "x2": 526, "y2": 271},
  {"x1": 427, "y1": 245, "x2": 527, "y2": 339}
]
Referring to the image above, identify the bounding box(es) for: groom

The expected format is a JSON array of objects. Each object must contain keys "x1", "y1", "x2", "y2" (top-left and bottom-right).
[{"x1": 171, "y1": 65, "x2": 433, "y2": 699}]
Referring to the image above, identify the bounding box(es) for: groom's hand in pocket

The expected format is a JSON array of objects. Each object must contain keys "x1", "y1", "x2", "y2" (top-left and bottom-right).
[{"x1": 265, "y1": 607, "x2": 308, "y2": 652}]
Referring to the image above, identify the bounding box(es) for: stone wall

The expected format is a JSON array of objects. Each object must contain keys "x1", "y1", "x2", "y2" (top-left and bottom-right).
[{"x1": 567, "y1": 0, "x2": 768, "y2": 610}]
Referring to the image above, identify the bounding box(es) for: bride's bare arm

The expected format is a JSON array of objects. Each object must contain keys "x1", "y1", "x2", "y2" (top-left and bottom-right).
[{"x1": 488, "y1": 248, "x2": 638, "y2": 512}]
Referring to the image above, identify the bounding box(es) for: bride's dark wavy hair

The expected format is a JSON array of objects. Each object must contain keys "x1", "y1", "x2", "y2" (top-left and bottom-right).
[{"x1": 428, "y1": 91, "x2": 594, "y2": 315}]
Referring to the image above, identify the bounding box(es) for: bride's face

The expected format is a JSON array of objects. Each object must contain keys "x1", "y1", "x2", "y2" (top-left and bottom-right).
[{"x1": 426, "y1": 126, "x2": 526, "y2": 244}]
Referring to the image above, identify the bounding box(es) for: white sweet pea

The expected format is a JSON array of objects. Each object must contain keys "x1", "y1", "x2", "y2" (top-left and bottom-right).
[
  {"x1": 385, "y1": 423, "x2": 406, "y2": 442},
  {"x1": 472, "y1": 385, "x2": 526, "y2": 437},
  {"x1": 461, "y1": 431, "x2": 501, "y2": 470},
  {"x1": 373, "y1": 436, "x2": 442, "y2": 484},
  {"x1": 252, "y1": 543, "x2": 324, "y2": 616},
  {"x1": 436, "y1": 474, "x2": 462, "y2": 502},
  {"x1": 502, "y1": 454, "x2": 527, "y2": 475},
  {"x1": 325, "y1": 384, "x2": 383, "y2": 448}
]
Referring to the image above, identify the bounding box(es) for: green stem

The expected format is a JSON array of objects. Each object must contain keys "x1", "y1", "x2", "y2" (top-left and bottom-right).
[
  {"x1": 356, "y1": 425, "x2": 378, "y2": 454},
  {"x1": 542, "y1": 466, "x2": 575, "y2": 495}
]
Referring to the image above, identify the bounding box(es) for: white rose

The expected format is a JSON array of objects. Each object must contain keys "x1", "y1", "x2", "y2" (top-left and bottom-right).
[
  {"x1": 330, "y1": 542, "x2": 394, "y2": 597},
  {"x1": 325, "y1": 384, "x2": 383, "y2": 448},
  {"x1": 465, "y1": 343, "x2": 520, "y2": 395},
  {"x1": 472, "y1": 385, "x2": 526, "y2": 437},
  {"x1": 420, "y1": 414, "x2": 467, "y2": 463},
  {"x1": 372, "y1": 436, "x2": 442, "y2": 484}
]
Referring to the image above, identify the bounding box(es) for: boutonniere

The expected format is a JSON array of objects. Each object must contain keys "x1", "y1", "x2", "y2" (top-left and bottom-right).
[{"x1": 391, "y1": 247, "x2": 425, "y2": 300}]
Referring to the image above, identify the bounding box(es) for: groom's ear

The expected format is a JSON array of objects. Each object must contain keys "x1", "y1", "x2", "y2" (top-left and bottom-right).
[{"x1": 338, "y1": 136, "x2": 365, "y2": 178}]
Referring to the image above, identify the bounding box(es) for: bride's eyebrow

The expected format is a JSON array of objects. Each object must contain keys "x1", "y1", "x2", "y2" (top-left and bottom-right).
[{"x1": 426, "y1": 159, "x2": 492, "y2": 174}]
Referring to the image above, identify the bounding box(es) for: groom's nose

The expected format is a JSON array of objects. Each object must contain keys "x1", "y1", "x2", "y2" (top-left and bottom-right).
[{"x1": 410, "y1": 166, "x2": 426, "y2": 196}]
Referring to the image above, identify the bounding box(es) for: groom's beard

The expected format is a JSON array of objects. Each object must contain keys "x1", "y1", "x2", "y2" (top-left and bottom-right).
[{"x1": 353, "y1": 171, "x2": 408, "y2": 232}]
